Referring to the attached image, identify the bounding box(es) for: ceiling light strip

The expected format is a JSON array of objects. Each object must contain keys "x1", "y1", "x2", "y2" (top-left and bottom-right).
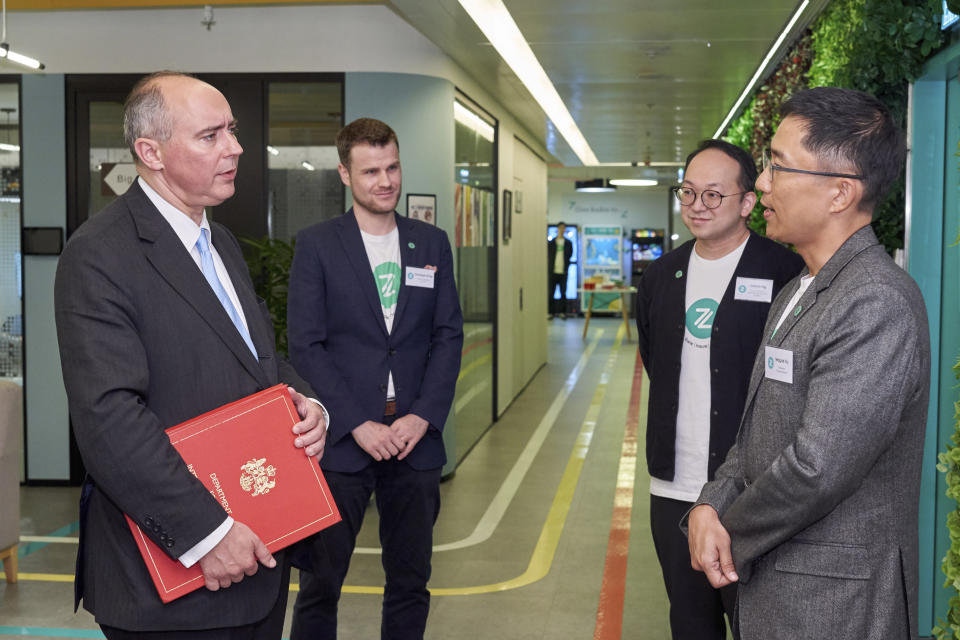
[
  {"x1": 454, "y1": 101, "x2": 495, "y2": 142},
  {"x1": 458, "y1": 0, "x2": 599, "y2": 166},
  {"x1": 712, "y1": 0, "x2": 810, "y2": 139}
]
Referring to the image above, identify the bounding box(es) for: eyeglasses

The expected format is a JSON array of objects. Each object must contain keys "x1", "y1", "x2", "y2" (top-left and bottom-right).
[
  {"x1": 671, "y1": 186, "x2": 750, "y2": 210},
  {"x1": 761, "y1": 149, "x2": 864, "y2": 181}
]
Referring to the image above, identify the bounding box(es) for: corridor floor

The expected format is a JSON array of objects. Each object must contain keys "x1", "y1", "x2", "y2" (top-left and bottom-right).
[{"x1": 0, "y1": 317, "x2": 674, "y2": 639}]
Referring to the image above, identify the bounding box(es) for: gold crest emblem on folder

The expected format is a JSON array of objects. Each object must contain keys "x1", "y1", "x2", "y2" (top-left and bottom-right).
[{"x1": 240, "y1": 458, "x2": 277, "y2": 497}]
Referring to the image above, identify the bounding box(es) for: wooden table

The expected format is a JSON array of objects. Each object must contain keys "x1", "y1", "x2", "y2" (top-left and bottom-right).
[{"x1": 579, "y1": 287, "x2": 636, "y2": 340}]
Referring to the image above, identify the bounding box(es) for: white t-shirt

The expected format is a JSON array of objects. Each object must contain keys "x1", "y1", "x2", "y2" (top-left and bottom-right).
[
  {"x1": 553, "y1": 237, "x2": 566, "y2": 274},
  {"x1": 360, "y1": 227, "x2": 401, "y2": 399},
  {"x1": 650, "y1": 237, "x2": 747, "y2": 502}
]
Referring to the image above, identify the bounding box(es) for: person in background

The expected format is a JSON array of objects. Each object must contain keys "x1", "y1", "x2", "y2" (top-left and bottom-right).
[
  {"x1": 548, "y1": 221, "x2": 573, "y2": 318},
  {"x1": 636, "y1": 138, "x2": 803, "y2": 639}
]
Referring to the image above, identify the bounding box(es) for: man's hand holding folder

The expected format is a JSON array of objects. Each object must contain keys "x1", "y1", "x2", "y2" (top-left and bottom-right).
[{"x1": 126, "y1": 384, "x2": 341, "y2": 603}]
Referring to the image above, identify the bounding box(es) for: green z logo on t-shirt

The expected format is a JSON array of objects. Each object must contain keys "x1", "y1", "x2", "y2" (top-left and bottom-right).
[
  {"x1": 374, "y1": 261, "x2": 401, "y2": 308},
  {"x1": 685, "y1": 297, "x2": 718, "y2": 340}
]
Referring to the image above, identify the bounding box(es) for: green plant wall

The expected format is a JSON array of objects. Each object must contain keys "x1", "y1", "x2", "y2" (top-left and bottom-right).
[{"x1": 722, "y1": 0, "x2": 944, "y2": 251}]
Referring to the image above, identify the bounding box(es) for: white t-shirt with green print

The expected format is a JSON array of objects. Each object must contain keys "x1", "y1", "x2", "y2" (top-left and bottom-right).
[{"x1": 360, "y1": 226, "x2": 401, "y2": 399}]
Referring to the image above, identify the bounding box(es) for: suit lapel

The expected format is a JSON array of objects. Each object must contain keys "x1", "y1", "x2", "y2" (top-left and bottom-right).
[
  {"x1": 126, "y1": 183, "x2": 270, "y2": 388},
  {"x1": 337, "y1": 210, "x2": 390, "y2": 337},
  {"x1": 393, "y1": 213, "x2": 416, "y2": 328},
  {"x1": 740, "y1": 224, "x2": 880, "y2": 428}
]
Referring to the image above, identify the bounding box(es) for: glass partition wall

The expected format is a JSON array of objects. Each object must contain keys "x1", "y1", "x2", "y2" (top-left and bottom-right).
[
  {"x1": 452, "y1": 95, "x2": 496, "y2": 461},
  {"x1": 0, "y1": 82, "x2": 20, "y2": 384}
]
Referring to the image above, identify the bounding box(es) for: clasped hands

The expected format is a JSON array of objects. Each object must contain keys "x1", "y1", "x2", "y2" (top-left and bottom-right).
[
  {"x1": 351, "y1": 414, "x2": 429, "y2": 462},
  {"x1": 687, "y1": 504, "x2": 740, "y2": 589},
  {"x1": 198, "y1": 385, "x2": 325, "y2": 590}
]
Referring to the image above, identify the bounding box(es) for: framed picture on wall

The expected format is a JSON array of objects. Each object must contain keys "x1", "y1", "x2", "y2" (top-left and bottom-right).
[
  {"x1": 502, "y1": 189, "x2": 512, "y2": 244},
  {"x1": 406, "y1": 193, "x2": 436, "y2": 225}
]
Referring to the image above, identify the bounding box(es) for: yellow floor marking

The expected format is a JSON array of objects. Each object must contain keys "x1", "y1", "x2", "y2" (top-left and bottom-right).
[{"x1": 457, "y1": 353, "x2": 492, "y2": 382}]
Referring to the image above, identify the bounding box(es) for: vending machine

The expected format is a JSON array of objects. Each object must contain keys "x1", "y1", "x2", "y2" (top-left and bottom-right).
[
  {"x1": 630, "y1": 228, "x2": 664, "y2": 290},
  {"x1": 581, "y1": 225, "x2": 623, "y2": 314}
]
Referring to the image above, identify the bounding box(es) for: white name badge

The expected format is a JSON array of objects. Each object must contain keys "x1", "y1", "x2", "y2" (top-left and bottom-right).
[
  {"x1": 405, "y1": 266, "x2": 435, "y2": 289},
  {"x1": 735, "y1": 277, "x2": 774, "y2": 303},
  {"x1": 764, "y1": 346, "x2": 793, "y2": 384}
]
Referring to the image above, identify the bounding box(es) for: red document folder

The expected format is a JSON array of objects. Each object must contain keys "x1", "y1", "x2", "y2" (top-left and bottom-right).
[{"x1": 125, "y1": 384, "x2": 340, "y2": 603}]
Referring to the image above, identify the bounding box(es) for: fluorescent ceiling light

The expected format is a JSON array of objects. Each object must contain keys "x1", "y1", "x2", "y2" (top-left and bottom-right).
[
  {"x1": 713, "y1": 0, "x2": 809, "y2": 139},
  {"x1": 266, "y1": 145, "x2": 279, "y2": 156},
  {"x1": 454, "y1": 101, "x2": 495, "y2": 142},
  {"x1": 301, "y1": 161, "x2": 315, "y2": 171},
  {"x1": 609, "y1": 178, "x2": 658, "y2": 187},
  {"x1": 0, "y1": 1, "x2": 44, "y2": 70},
  {"x1": 0, "y1": 142, "x2": 18, "y2": 152},
  {"x1": 575, "y1": 178, "x2": 615, "y2": 193},
  {"x1": 458, "y1": 0, "x2": 598, "y2": 166}
]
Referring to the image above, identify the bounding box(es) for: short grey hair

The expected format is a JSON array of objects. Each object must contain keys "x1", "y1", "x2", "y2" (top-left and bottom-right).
[{"x1": 123, "y1": 71, "x2": 192, "y2": 161}]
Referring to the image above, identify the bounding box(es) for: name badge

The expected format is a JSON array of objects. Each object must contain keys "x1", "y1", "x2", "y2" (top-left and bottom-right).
[
  {"x1": 735, "y1": 277, "x2": 774, "y2": 302},
  {"x1": 405, "y1": 266, "x2": 435, "y2": 289},
  {"x1": 764, "y1": 346, "x2": 793, "y2": 384}
]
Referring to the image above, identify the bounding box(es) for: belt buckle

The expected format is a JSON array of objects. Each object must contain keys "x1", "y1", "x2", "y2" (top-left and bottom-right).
[{"x1": 384, "y1": 398, "x2": 397, "y2": 417}]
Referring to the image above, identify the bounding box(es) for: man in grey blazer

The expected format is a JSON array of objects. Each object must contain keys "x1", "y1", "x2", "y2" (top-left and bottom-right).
[
  {"x1": 55, "y1": 72, "x2": 327, "y2": 639},
  {"x1": 687, "y1": 87, "x2": 931, "y2": 639}
]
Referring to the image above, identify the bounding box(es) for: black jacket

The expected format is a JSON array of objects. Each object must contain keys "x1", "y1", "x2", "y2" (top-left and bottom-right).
[{"x1": 635, "y1": 232, "x2": 804, "y2": 482}]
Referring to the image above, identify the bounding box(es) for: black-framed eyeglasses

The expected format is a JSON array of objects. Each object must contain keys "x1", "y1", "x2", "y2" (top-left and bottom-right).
[
  {"x1": 761, "y1": 149, "x2": 864, "y2": 180},
  {"x1": 671, "y1": 186, "x2": 750, "y2": 210}
]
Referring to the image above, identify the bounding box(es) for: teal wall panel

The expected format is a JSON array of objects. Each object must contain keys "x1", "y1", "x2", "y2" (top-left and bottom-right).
[{"x1": 911, "y1": 41, "x2": 960, "y2": 633}]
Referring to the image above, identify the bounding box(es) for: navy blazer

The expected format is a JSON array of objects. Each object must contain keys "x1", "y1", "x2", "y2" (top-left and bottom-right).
[
  {"x1": 635, "y1": 232, "x2": 804, "y2": 482},
  {"x1": 287, "y1": 209, "x2": 463, "y2": 473}
]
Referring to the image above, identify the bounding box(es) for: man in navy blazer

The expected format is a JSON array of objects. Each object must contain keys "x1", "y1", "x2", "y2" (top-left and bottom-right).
[{"x1": 287, "y1": 118, "x2": 463, "y2": 639}]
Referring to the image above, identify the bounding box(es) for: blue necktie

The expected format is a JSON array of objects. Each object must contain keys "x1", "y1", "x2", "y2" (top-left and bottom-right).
[{"x1": 195, "y1": 228, "x2": 258, "y2": 359}]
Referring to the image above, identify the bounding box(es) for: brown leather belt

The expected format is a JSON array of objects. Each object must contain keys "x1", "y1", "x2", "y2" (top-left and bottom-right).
[{"x1": 384, "y1": 398, "x2": 397, "y2": 417}]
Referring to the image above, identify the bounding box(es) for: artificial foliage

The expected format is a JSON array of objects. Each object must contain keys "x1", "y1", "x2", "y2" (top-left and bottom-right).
[
  {"x1": 723, "y1": 0, "x2": 944, "y2": 251},
  {"x1": 241, "y1": 236, "x2": 295, "y2": 357}
]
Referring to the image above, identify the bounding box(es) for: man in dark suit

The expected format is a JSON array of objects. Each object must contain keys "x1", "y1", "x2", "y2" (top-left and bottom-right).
[
  {"x1": 54, "y1": 72, "x2": 327, "y2": 639},
  {"x1": 688, "y1": 88, "x2": 930, "y2": 639},
  {"x1": 547, "y1": 221, "x2": 573, "y2": 318},
  {"x1": 636, "y1": 139, "x2": 803, "y2": 639},
  {"x1": 287, "y1": 118, "x2": 463, "y2": 640}
]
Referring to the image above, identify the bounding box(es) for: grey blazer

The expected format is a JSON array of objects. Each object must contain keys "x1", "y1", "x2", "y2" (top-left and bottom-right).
[
  {"x1": 696, "y1": 225, "x2": 930, "y2": 639},
  {"x1": 55, "y1": 181, "x2": 311, "y2": 631}
]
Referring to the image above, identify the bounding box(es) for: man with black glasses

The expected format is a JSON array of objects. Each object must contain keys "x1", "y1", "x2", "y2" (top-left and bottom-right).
[
  {"x1": 635, "y1": 139, "x2": 802, "y2": 639},
  {"x1": 688, "y1": 87, "x2": 931, "y2": 639}
]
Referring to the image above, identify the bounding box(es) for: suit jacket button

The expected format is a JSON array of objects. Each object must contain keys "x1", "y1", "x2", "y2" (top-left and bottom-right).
[
  {"x1": 389, "y1": 349, "x2": 396, "y2": 356},
  {"x1": 152, "y1": 524, "x2": 162, "y2": 533},
  {"x1": 144, "y1": 516, "x2": 154, "y2": 527},
  {"x1": 712, "y1": 410, "x2": 719, "y2": 416},
  {"x1": 159, "y1": 533, "x2": 168, "y2": 542},
  {"x1": 165, "y1": 539, "x2": 175, "y2": 548},
  {"x1": 379, "y1": 384, "x2": 387, "y2": 392}
]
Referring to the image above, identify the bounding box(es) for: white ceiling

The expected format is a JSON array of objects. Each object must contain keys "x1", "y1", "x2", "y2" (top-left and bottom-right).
[{"x1": 387, "y1": 0, "x2": 831, "y2": 181}]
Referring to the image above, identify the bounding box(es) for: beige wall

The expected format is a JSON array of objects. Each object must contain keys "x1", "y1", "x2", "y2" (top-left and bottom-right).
[{"x1": 496, "y1": 135, "x2": 548, "y2": 416}]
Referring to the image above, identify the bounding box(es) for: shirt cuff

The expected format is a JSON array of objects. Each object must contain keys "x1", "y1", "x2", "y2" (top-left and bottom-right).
[
  {"x1": 178, "y1": 516, "x2": 234, "y2": 568},
  {"x1": 307, "y1": 397, "x2": 331, "y2": 431}
]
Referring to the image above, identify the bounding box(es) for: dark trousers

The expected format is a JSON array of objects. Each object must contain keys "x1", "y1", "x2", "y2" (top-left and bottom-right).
[
  {"x1": 100, "y1": 562, "x2": 290, "y2": 640},
  {"x1": 548, "y1": 271, "x2": 567, "y2": 315},
  {"x1": 650, "y1": 494, "x2": 738, "y2": 640},
  {"x1": 291, "y1": 458, "x2": 442, "y2": 640}
]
